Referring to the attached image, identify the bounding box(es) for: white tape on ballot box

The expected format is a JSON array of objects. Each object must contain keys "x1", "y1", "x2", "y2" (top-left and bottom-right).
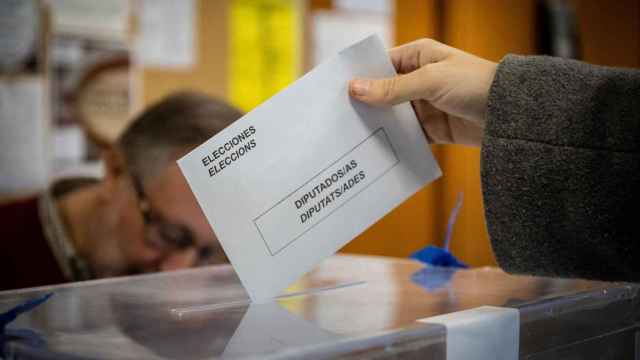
[{"x1": 418, "y1": 306, "x2": 519, "y2": 360}]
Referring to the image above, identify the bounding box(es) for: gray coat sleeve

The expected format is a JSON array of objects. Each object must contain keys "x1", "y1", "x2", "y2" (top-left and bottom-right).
[{"x1": 481, "y1": 55, "x2": 640, "y2": 282}]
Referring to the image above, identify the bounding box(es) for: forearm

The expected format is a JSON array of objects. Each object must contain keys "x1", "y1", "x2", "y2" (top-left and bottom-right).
[
  {"x1": 481, "y1": 55, "x2": 640, "y2": 282},
  {"x1": 486, "y1": 55, "x2": 640, "y2": 151}
]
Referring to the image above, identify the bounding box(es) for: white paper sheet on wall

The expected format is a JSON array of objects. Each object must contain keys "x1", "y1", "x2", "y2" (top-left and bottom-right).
[
  {"x1": 312, "y1": 11, "x2": 392, "y2": 66},
  {"x1": 178, "y1": 35, "x2": 441, "y2": 302},
  {"x1": 137, "y1": 0, "x2": 195, "y2": 68},
  {"x1": 0, "y1": 78, "x2": 49, "y2": 195},
  {"x1": 50, "y1": 0, "x2": 130, "y2": 40}
]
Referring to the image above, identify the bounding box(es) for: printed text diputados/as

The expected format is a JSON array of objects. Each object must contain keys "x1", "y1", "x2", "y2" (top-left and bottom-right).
[{"x1": 294, "y1": 159, "x2": 366, "y2": 224}]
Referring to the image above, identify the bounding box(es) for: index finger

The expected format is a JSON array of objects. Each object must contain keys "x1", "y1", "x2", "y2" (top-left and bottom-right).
[{"x1": 389, "y1": 38, "x2": 450, "y2": 74}]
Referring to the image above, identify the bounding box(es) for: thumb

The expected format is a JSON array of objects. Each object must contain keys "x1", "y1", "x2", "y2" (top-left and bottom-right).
[{"x1": 349, "y1": 68, "x2": 431, "y2": 106}]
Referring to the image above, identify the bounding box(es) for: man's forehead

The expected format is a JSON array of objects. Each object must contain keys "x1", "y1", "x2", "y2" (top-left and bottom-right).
[
  {"x1": 144, "y1": 146, "x2": 194, "y2": 189},
  {"x1": 147, "y1": 162, "x2": 189, "y2": 192}
]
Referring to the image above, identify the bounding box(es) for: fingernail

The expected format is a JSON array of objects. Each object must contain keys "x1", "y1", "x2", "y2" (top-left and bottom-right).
[{"x1": 350, "y1": 79, "x2": 369, "y2": 96}]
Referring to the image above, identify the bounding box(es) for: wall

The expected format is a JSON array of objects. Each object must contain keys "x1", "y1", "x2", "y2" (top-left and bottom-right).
[
  {"x1": 141, "y1": 0, "x2": 228, "y2": 106},
  {"x1": 140, "y1": 0, "x2": 639, "y2": 266}
]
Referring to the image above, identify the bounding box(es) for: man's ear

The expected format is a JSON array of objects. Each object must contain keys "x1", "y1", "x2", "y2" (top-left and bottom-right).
[{"x1": 101, "y1": 147, "x2": 127, "y2": 195}]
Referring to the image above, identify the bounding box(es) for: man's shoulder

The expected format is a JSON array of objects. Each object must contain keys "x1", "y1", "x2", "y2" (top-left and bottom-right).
[
  {"x1": 0, "y1": 195, "x2": 41, "y2": 231},
  {"x1": 0, "y1": 194, "x2": 67, "y2": 291},
  {"x1": 0, "y1": 195, "x2": 46, "y2": 256}
]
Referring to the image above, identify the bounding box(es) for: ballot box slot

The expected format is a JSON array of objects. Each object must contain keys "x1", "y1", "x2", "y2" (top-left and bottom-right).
[{"x1": 171, "y1": 280, "x2": 367, "y2": 318}]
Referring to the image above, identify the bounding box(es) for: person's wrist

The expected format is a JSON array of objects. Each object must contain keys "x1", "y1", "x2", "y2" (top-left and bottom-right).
[{"x1": 471, "y1": 59, "x2": 498, "y2": 127}]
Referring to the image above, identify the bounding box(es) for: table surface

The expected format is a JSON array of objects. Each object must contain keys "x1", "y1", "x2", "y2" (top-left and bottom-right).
[{"x1": 2, "y1": 254, "x2": 639, "y2": 359}]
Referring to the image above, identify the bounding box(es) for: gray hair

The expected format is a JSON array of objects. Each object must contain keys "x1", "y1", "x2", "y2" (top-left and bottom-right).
[{"x1": 117, "y1": 91, "x2": 243, "y2": 182}]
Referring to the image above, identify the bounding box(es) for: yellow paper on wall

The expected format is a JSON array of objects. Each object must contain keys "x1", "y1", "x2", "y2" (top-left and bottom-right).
[{"x1": 229, "y1": 0, "x2": 302, "y2": 112}]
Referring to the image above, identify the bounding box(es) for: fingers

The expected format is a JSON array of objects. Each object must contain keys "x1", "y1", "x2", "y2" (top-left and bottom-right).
[
  {"x1": 389, "y1": 38, "x2": 450, "y2": 73},
  {"x1": 349, "y1": 38, "x2": 451, "y2": 106},
  {"x1": 349, "y1": 65, "x2": 433, "y2": 106}
]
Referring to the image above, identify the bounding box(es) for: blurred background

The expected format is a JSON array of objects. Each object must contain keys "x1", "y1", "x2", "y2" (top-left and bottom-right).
[{"x1": 1, "y1": 0, "x2": 638, "y2": 267}]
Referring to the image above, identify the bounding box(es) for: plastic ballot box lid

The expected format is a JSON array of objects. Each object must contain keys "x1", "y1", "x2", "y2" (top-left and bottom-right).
[{"x1": 1, "y1": 254, "x2": 639, "y2": 359}]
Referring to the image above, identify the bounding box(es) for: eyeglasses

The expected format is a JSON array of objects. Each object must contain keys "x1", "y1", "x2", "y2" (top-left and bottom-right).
[{"x1": 130, "y1": 174, "x2": 216, "y2": 263}]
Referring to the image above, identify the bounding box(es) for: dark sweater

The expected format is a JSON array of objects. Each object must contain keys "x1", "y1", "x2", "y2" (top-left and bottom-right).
[
  {"x1": 0, "y1": 197, "x2": 66, "y2": 291},
  {"x1": 482, "y1": 55, "x2": 640, "y2": 282}
]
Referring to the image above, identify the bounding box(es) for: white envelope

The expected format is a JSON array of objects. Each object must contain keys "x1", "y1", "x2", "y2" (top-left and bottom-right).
[{"x1": 178, "y1": 35, "x2": 441, "y2": 302}]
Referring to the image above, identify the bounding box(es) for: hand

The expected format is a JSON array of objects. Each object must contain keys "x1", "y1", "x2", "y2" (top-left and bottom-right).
[{"x1": 349, "y1": 39, "x2": 497, "y2": 147}]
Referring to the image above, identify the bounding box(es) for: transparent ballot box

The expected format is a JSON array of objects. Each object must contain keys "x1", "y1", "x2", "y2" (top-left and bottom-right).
[{"x1": 1, "y1": 255, "x2": 639, "y2": 359}]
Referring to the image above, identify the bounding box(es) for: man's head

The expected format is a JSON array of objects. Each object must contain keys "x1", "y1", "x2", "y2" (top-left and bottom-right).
[{"x1": 90, "y1": 91, "x2": 242, "y2": 276}]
